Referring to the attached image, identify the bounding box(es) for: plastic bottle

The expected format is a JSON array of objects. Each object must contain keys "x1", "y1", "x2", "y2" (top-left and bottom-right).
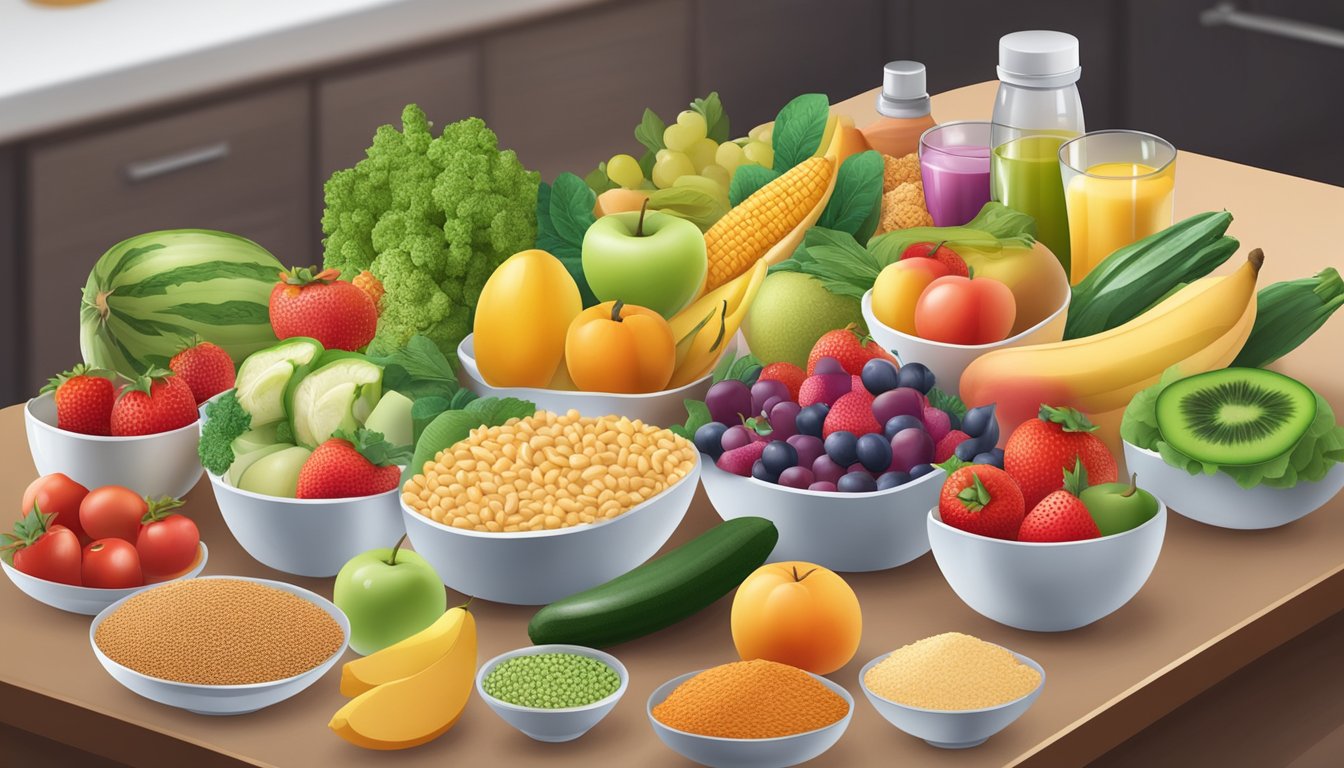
[{"x1": 862, "y1": 61, "x2": 936, "y2": 158}]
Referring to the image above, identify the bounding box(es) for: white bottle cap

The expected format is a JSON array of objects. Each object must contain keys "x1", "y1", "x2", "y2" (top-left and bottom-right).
[
  {"x1": 876, "y1": 60, "x2": 931, "y2": 119},
  {"x1": 997, "y1": 31, "x2": 1081, "y2": 87}
]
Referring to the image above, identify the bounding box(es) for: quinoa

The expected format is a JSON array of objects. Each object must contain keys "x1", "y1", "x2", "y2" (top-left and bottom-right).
[
  {"x1": 652, "y1": 659, "x2": 848, "y2": 739},
  {"x1": 864, "y1": 632, "x2": 1041, "y2": 710}
]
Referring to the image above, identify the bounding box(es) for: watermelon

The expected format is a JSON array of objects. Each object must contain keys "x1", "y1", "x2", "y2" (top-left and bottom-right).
[{"x1": 80, "y1": 230, "x2": 283, "y2": 378}]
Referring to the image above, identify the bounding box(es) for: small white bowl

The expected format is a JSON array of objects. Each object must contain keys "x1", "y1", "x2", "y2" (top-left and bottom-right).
[
  {"x1": 927, "y1": 501, "x2": 1166, "y2": 632},
  {"x1": 861, "y1": 289, "x2": 1069, "y2": 395},
  {"x1": 647, "y1": 668, "x2": 854, "y2": 768},
  {"x1": 2, "y1": 543, "x2": 208, "y2": 615},
  {"x1": 401, "y1": 456, "x2": 699, "y2": 605},
  {"x1": 476, "y1": 644, "x2": 628, "y2": 742},
  {"x1": 89, "y1": 575, "x2": 349, "y2": 716},
  {"x1": 700, "y1": 461, "x2": 944, "y2": 572},
  {"x1": 859, "y1": 647, "x2": 1044, "y2": 749},
  {"x1": 1123, "y1": 442, "x2": 1344, "y2": 529},
  {"x1": 24, "y1": 392, "x2": 204, "y2": 498}
]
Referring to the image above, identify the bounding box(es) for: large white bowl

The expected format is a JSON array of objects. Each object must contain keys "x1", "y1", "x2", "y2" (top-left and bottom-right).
[
  {"x1": 2, "y1": 543, "x2": 208, "y2": 615},
  {"x1": 476, "y1": 644, "x2": 628, "y2": 742},
  {"x1": 927, "y1": 501, "x2": 1166, "y2": 632},
  {"x1": 89, "y1": 575, "x2": 349, "y2": 715},
  {"x1": 647, "y1": 668, "x2": 853, "y2": 768},
  {"x1": 859, "y1": 646, "x2": 1044, "y2": 749},
  {"x1": 700, "y1": 461, "x2": 944, "y2": 572},
  {"x1": 25, "y1": 392, "x2": 204, "y2": 498},
  {"x1": 401, "y1": 457, "x2": 699, "y2": 605},
  {"x1": 861, "y1": 289, "x2": 1069, "y2": 395},
  {"x1": 1124, "y1": 442, "x2": 1344, "y2": 530}
]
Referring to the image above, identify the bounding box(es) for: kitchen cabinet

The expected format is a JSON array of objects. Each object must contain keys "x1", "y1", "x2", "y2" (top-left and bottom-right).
[
  {"x1": 25, "y1": 85, "x2": 311, "y2": 393},
  {"x1": 0, "y1": 148, "x2": 17, "y2": 406}
]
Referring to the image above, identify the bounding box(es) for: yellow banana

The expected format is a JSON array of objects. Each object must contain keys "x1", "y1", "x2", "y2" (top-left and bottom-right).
[
  {"x1": 668, "y1": 258, "x2": 768, "y2": 388},
  {"x1": 670, "y1": 264, "x2": 755, "y2": 341},
  {"x1": 339, "y1": 606, "x2": 468, "y2": 697}
]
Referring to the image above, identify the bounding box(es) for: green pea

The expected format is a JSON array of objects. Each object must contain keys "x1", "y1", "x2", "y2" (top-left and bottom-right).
[{"x1": 483, "y1": 652, "x2": 622, "y2": 709}]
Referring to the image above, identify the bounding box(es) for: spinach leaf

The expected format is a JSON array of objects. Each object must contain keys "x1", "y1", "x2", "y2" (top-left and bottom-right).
[
  {"x1": 817, "y1": 150, "x2": 884, "y2": 239},
  {"x1": 691, "y1": 92, "x2": 730, "y2": 143},
  {"x1": 771, "y1": 93, "x2": 830, "y2": 173},
  {"x1": 729, "y1": 165, "x2": 779, "y2": 207},
  {"x1": 535, "y1": 174, "x2": 598, "y2": 306},
  {"x1": 648, "y1": 186, "x2": 728, "y2": 231},
  {"x1": 404, "y1": 397, "x2": 536, "y2": 483},
  {"x1": 634, "y1": 108, "x2": 667, "y2": 156},
  {"x1": 584, "y1": 163, "x2": 618, "y2": 194},
  {"x1": 374, "y1": 335, "x2": 460, "y2": 401},
  {"x1": 668, "y1": 399, "x2": 712, "y2": 441}
]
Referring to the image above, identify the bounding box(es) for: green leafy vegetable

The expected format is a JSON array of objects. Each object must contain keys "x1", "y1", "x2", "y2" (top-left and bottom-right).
[
  {"x1": 406, "y1": 396, "x2": 537, "y2": 482},
  {"x1": 333, "y1": 428, "x2": 414, "y2": 467},
  {"x1": 536, "y1": 173, "x2": 599, "y2": 306},
  {"x1": 372, "y1": 335, "x2": 461, "y2": 401},
  {"x1": 668, "y1": 400, "x2": 713, "y2": 441},
  {"x1": 817, "y1": 150, "x2": 884, "y2": 241},
  {"x1": 409, "y1": 388, "x2": 478, "y2": 443},
  {"x1": 584, "y1": 163, "x2": 619, "y2": 195},
  {"x1": 770, "y1": 93, "x2": 830, "y2": 173},
  {"x1": 729, "y1": 165, "x2": 780, "y2": 207},
  {"x1": 634, "y1": 108, "x2": 667, "y2": 156},
  {"x1": 197, "y1": 391, "x2": 252, "y2": 476},
  {"x1": 713, "y1": 351, "x2": 764, "y2": 384},
  {"x1": 1232, "y1": 267, "x2": 1344, "y2": 368},
  {"x1": 691, "y1": 92, "x2": 730, "y2": 143},
  {"x1": 648, "y1": 186, "x2": 728, "y2": 231}
]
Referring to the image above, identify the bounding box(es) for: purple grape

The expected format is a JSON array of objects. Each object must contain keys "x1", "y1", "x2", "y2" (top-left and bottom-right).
[
  {"x1": 801, "y1": 373, "x2": 851, "y2": 407},
  {"x1": 811, "y1": 454, "x2": 846, "y2": 485},
  {"x1": 813, "y1": 356, "x2": 845, "y2": 375},
  {"x1": 795, "y1": 403, "x2": 829, "y2": 437},
  {"x1": 871, "y1": 387, "x2": 926, "y2": 426},
  {"x1": 847, "y1": 462, "x2": 867, "y2": 475},
  {"x1": 824, "y1": 431, "x2": 859, "y2": 467},
  {"x1": 876, "y1": 471, "x2": 912, "y2": 490},
  {"x1": 787, "y1": 434, "x2": 825, "y2": 469},
  {"x1": 896, "y1": 362, "x2": 936, "y2": 394},
  {"x1": 910, "y1": 462, "x2": 936, "y2": 479},
  {"x1": 720, "y1": 424, "x2": 753, "y2": 452},
  {"x1": 860, "y1": 359, "x2": 900, "y2": 395},
  {"x1": 856, "y1": 433, "x2": 893, "y2": 473},
  {"x1": 751, "y1": 379, "x2": 791, "y2": 416},
  {"x1": 838, "y1": 471, "x2": 878, "y2": 493},
  {"x1": 706, "y1": 380, "x2": 752, "y2": 425},
  {"x1": 761, "y1": 440, "x2": 799, "y2": 476},
  {"x1": 761, "y1": 395, "x2": 785, "y2": 417},
  {"x1": 884, "y1": 414, "x2": 924, "y2": 439},
  {"x1": 809, "y1": 481, "x2": 838, "y2": 492},
  {"x1": 694, "y1": 422, "x2": 729, "y2": 459},
  {"x1": 768, "y1": 401, "x2": 801, "y2": 441},
  {"x1": 751, "y1": 459, "x2": 778, "y2": 484},
  {"x1": 889, "y1": 428, "x2": 935, "y2": 472},
  {"x1": 778, "y1": 466, "x2": 815, "y2": 489}
]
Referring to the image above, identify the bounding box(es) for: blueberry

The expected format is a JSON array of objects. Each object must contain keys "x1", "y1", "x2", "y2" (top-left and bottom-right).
[
  {"x1": 896, "y1": 362, "x2": 935, "y2": 394},
  {"x1": 761, "y1": 440, "x2": 799, "y2": 477},
  {"x1": 884, "y1": 414, "x2": 924, "y2": 439},
  {"x1": 955, "y1": 437, "x2": 982, "y2": 462},
  {"x1": 860, "y1": 358, "x2": 900, "y2": 396},
  {"x1": 961, "y1": 404, "x2": 997, "y2": 438},
  {"x1": 796, "y1": 403, "x2": 829, "y2": 438},
  {"x1": 837, "y1": 471, "x2": 878, "y2": 493},
  {"x1": 824, "y1": 431, "x2": 859, "y2": 467},
  {"x1": 989, "y1": 447, "x2": 1005, "y2": 464},
  {"x1": 973, "y1": 452, "x2": 1001, "y2": 467},
  {"x1": 856, "y1": 433, "x2": 893, "y2": 473},
  {"x1": 909, "y1": 463, "x2": 936, "y2": 479},
  {"x1": 751, "y1": 459, "x2": 778, "y2": 484},
  {"x1": 876, "y1": 470, "x2": 912, "y2": 490},
  {"x1": 693, "y1": 422, "x2": 729, "y2": 460},
  {"x1": 813, "y1": 356, "x2": 845, "y2": 375}
]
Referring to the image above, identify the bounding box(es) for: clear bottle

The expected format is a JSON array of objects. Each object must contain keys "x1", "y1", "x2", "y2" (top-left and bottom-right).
[
  {"x1": 862, "y1": 61, "x2": 937, "y2": 159},
  {"x1": 989, "y1": 31, "x2": 1085, "y2": 273}
]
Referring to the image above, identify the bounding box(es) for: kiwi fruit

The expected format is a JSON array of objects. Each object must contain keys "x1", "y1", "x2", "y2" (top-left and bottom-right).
[{"x1": 1155, "y1": 368, "x2": 1316, "y2": 466}]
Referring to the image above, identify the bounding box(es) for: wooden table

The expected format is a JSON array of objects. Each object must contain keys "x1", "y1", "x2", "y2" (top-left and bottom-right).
[{"x1": 3, "y1": 81, "x2": 1344, "y2": 768}]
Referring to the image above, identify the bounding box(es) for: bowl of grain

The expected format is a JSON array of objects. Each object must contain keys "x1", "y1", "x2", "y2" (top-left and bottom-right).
[
  {"x1": 400, "y1": 409, "x2": 701, "y2": 605},
  {"x1": 477, "y1": 645, "x2": 628, "y2": 742},
  {"x1": 859, "y1": 632, "x2": 1044, "y2": 749},
  {"x1": 89, "y1": 576, "x2": 349, "y2": 715},
  {"x1": 647, "y1": 659, "x2": 853, "y2": 768}
]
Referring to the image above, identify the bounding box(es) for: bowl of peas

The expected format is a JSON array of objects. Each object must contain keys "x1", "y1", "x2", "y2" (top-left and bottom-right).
[{"x1": 476, "y1": 645, "x2": 629, "y2": 742}]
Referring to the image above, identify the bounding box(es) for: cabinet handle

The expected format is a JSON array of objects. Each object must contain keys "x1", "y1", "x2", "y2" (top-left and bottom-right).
[
  {"x1": 124, "y1": 142, "x2": 231, "y2": 182},
  {"x1": 1201, "y1": 3, "x2": 1344, "y2": 50}
]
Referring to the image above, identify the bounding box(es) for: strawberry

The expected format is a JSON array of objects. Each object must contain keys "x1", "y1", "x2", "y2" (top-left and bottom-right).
[
  {"x1": 1017, "y1": 460, "x2": 1101, "y2": 542},
  {"x1": 922, "y1": 406, "x2": 951, "y2": 443},
  {"x1": 717, "y1": 441, "x2": 767, "y2": 476},
  {"x1": 352, "y1": 270, "x2": 385, "y2": 308},
  {"x1": 798, "y1": 373, "x2": 851, "y2": 407},
  {"x1": 901, "y1": 241, "x2": 969, "y2": 277},
  {"x1": 1004, "y1": 405, "x2": 1119, "y2": 510},
  {"x1": 296, "y1": 429, "x2": 412, "y2": 499},
  {"x1": 938, "y1": 464, "x2": 1025, "y2": 540},
  {"x1": 270, "y1": 267, "x2": 378, "y2": 352},
  {"x1": 806, "y1": 325, "x2": 898, "y2": 375},
  {"x1": 823, "y1": 390, "x2": 882, "y2": 437},
  {"x1": 110, "y1": 369, "x2": 198, "y2": 436},
  {"x1": 41, "y1": 365, "x2": 117, "y2": 436},
  {"x1": 759, "y1": 362, "x2": 805, "y2": 401},
  {"x1": 851, "y1": 374, "x2": 869, "y2": 398},
  {"x1": 934, "y1": 429, "x2": 971, "y2": 462},
  {"x1": 169, "y1": 339, "x2": 236, "y2": 405}
]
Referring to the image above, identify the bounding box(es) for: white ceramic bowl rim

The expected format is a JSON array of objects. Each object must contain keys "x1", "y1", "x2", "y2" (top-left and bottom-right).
[
  {"x1": 1123, "y1": 440, "x2": 1344, "y2": 486},
  {"x1": 862, "y1": 287, "x2": 1071, "y2": 353},
  {"x1": 2, "y1": 542, "x2": 208, "y2": 593},
  {"x1": 708, "y1": 459, "x2": 946, "y2": 500},
  {"x1": 89, "y1": 575, "x2": 349, "y2": 690},
  {"x1": 27, "y1": 392, "x2": 201, "y2": 443},
  {"x1": 208, "y1": 469, "x2": 402, "y2": 506},
  {"x1": 928, "y1": 497, "x2": 1167, "y2": 548},
  {"x1": 647, "y1": 668, "x2": 855, "y2": 743},
  {"x1": 457, "y1": 335, "x2": 714, "y2": 399},
  {"x1": 859, "y1": 645, "x2": 1045, "y2": 715},
  {"x1": 476, "y1": 644, "x2": 629, "y2": 714}
]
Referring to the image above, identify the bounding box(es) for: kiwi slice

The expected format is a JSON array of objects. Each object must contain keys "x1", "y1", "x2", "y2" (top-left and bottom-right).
[{"x1": 1155, "y1": 368, "x2": 1316, "y2": 466}]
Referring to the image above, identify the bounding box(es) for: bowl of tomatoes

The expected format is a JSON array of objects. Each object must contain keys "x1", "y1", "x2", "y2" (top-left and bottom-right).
[{"x1": 2, "y1": 475, "x2": 208, "y2": 614}]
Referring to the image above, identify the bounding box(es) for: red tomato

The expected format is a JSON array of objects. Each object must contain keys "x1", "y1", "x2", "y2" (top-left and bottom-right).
[
  {"x1": 137, "y1": 513, "x2": 200, "y2": 580},
  {"x1": 914, "y1": 274, "x2": 1017, "y2": 345},
  {"x1": 82, "y1": 539, "x2": 143, "y2": 589},
  {"x1": 79, "y1": 486, "x2": 148, "y2": 543},
  {"x1": 22, "y1": 473, "x2": 90, "y2": 543},
  {"x1": 7, "y1": 510, "x2": 83, "y2": 585}
]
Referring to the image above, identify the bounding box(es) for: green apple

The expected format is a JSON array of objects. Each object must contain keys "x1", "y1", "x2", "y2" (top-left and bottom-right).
[
  {"x1": 334, "y1": 536, "x2": 447, "y2": 656},
  {"x1": 364, "y1": 390, "x2": 414, "y2": 448},
  {"x1": 1080, "y1": 474, "x2": 1160, "y2": 536},
  {"x1": 237, "y1": 445, "x2": 311, "y2": 497},
  {"x1": 581, "y1": 204, "x2": 707, "y2": 318}
]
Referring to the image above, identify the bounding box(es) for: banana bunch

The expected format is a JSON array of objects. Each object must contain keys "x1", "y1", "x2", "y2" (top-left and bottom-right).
[{"x1": 667, "y1": 258, "x2": 767, "y2": 388}]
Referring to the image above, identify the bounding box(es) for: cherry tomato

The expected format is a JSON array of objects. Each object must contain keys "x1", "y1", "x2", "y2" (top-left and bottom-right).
[
  {"x1": 22, "y1": 473, "x2": 90, "y2": 543},
  {"x1": 79, "y1": 486, "x2": 148, "y2": 543},
  {"x1": 137, "y1": 513, "x2": 200, "y2": 580},
  {"x1": 871, "y1": 257, "x2": 950, "y2": 335},
  {"x1": 7, "y1": 509, "x2": 82, "y2": 585},
  {"x1": 914, "y1": 274, "x2": 1017, "y2": 345},
  {"x1": 82, "y1": 539, "x2": 143, "y2": 589}
]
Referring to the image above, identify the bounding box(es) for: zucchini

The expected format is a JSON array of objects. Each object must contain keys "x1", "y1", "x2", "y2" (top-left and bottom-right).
[
  {"x1": 1232, "y1": 267, "x2": 1344, "y2": 368},
  {"x1": 528, "y1": 517, "x2": 778, "y2": 647}
]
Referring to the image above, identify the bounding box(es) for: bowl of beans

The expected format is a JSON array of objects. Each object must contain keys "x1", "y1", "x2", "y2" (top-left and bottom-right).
[
  {"x1": 401, "y1": 409, "x2": 701, "y2": 605},
  {"x1": 476, "y1": 645, "x2": 628, "y2": 742},
  {"x1": 859, "y1": 632, "x2": 1044, "y2": 749},
  {"x1": 647, "y1": 659, "x2": 853, "y2": 768},
  {"x1": 89, "y1": 576, "x2": 349, "y2": 715}
]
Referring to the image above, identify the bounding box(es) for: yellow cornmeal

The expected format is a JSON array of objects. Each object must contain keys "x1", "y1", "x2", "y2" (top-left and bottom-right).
[{"x1": 864, "y1": 632, "x2": 1041, "y2": 710}]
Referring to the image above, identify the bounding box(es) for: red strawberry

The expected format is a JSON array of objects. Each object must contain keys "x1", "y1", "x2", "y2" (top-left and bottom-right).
[
  {"x1": 110, "y1": 370, "x2": 198, "y2": 436},
  {"x1": 901, "y1": 241, "x2": 969, "y2": 277},
  {"x1": 296, "y1": 429, "x2": 411, "y2": 499},
  {"x1": 922, "y1": 406, "x2": 951, "y2": 443},
  {"x1": 798, "y1": 373, "x2": 851, "y2": 407},
  {"x1": 934, "y1": 429, "x2": 971, "y2": 462},
  {"x1": 759, "y1": 362, "x2": 805, "y2": 401},
  {"x1": 823, "y1": 391, "x2": 882, "y2": 437},
  {"x1": 717, "y1": 441, "x2": 767, "y2": 476},
  {"x1": 270, "y1": 267, "x2": 378, "y2": 352},
  {"x1": 851, "y1": 374, "x2": 869, "y2": 397},
  {"x1": 1004, "y1": 405, "x2": 1118, "y2": 510},
  {"x1": 938, "y1": 465, "x2": 1025, "y2": 540},
  {"x1": 806, "y1": 325, "x2": 898, "y2": 375},
  {"x1": 169, "y1": 339, "x2": 236, "y2": 405},
  {"x1": 1017, "y1": 460, "x2": 1101, "y2": 542},
  {"x1": 42, "y1": 365, "x2": 117, "y2": 436}
]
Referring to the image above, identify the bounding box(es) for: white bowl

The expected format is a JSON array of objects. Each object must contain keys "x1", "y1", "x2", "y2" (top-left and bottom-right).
[
  {"x1": 859, "y1": 647, "x2": 1044, "y2": 749},
  {"x1": 2, "y1": 543, "x2": 208, "y2": 615},
  {"x1": 89, "y1": 575, "x2": 349, "y2": 715},
  {"x1": 1123, "y1": 442, "x2": 1344, "y2": 530},
  {"x1": 476, "y1": 644, "x2": 628, "y2": 742},
  {"x1": 927, "y1": 501, "x2": 1166, "y2": 632},
  {"x1": 700, "y1": 461, "x2": 943, "y2": 572},
  {"x1": 861, "y1": 289, "x2": 1069, "y2": 395},
  {"x1": 647, "y1": 668, "x2": 853, "y2": 768},
  {"x1": 401, "y1": 457, "x2": 699, "y2": 605},
  {"x1": 24, "y1": 392, "x2": 205, "y2": 498},
  {"x1": 457, "y1": 333, "x2": 721, "y2": 428}
]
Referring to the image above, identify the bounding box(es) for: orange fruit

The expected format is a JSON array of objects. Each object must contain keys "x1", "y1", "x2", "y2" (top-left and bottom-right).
[{"x1": 730, "y1": 561, "x2": 862, "y2": 675}]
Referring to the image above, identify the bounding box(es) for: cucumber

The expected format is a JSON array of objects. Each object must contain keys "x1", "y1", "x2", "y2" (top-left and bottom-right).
[
  {"x1": 527, "y1": 517, "x2": 778, "y2": 648},
  {"x1": 1232, "y1": 267, "x2": 1344, "y2": 368},
  {"x1": 287, "y1": 354, "x2": 383, "y2": 447}
]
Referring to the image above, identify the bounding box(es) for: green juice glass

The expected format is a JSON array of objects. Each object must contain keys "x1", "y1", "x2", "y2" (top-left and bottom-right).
[{"x1": 990, "y1": 127, "x2": 1079, "y2": 273}]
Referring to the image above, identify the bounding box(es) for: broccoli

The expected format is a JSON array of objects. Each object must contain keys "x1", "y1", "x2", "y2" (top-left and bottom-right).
[
  {"x1": 322, "y1": 105, "x2": 540, "y2": 357},
  {"x1": 198, "y1": 391, "x2": 252, "y2": 476}
]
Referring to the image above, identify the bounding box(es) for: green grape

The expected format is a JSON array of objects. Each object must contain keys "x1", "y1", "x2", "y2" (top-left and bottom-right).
[
  {"x1": 699, "y1": 163, "x2": 731, "y2": 191},
  {"x1": 652, "y1": 149, "x2": 695, "y2": 189},
  {"x1": 714, "y1": 141, "x2": 745, "y2": 174},
  {"x1": 748, "y1": 122, "x2": 774, "y2": 144},
  {"x1": 606, "y1": 153, "x2": 644, "y2": 189},
  {"x1": 687, "y1": 138, "x2": 719, "y2": 173},
  {"x1": 743, "y1": 140, "x2": 774, "y2": 168},
  {"x1": 663, "y1": 110, "x2": 708, "y2": 152}
]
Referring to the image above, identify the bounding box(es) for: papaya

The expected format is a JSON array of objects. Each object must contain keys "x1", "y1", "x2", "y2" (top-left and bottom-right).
[{"x1": 473, "y1": 250, "x2": 581, "y2": 387}]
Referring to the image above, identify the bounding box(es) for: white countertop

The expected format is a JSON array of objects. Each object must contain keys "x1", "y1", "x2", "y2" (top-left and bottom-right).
[{"x1": 0, "y1": 0, "x2": 598, "y2": 143}]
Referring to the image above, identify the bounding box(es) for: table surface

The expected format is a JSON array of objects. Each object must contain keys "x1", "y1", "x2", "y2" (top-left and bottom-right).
[{"x1": 3, "y1": 81, "x2": 1344, "y2": 768}]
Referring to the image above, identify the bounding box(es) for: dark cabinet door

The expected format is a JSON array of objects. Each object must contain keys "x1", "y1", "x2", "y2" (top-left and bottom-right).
[{"x1": 0, "y1": 147, "x2": 17, "y2": 405}]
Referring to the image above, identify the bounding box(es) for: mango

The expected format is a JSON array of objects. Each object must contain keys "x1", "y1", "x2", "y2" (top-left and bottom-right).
[
  {"x1": 339, "y1": 606, "x2": 469, "y2": 697},
  {"x1": 473, "y1": 250, "x2": 581, "y2": 387}
]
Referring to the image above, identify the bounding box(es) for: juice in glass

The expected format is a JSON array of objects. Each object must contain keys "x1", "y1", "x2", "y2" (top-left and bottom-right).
[
  {"x1": 991, "y1": 132, "x2": 1075, "y2": 272},
  {"x1": 919, "y1": 121, "x2": 992, "y2": 227}
]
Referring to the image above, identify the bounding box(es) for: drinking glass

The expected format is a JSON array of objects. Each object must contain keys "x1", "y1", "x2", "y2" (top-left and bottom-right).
[
  {"x1": 990, "y1": 125, "x2": 1079, "y2": 273},
  {"x1": 918, "y1": 121, "x2": 992, "y2": 227}
]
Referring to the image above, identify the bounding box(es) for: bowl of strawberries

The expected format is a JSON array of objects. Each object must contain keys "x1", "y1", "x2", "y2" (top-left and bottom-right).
[{"x1": 926, "y1": 406, "x2": 1167, "y2": 632}]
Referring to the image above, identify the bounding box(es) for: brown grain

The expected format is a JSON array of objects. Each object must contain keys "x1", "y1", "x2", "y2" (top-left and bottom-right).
[{"x1": 652, "y1": 659, "x2": 848, "y2": 739}]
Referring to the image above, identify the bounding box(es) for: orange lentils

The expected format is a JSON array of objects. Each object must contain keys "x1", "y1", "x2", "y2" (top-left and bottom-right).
[
  {"x1": 652, "y1": 659, "x2": 849, "y2": 738},
  {"x1": 93, "y1": 579, "x2": 344, "y2": 685},
  {"x1": 863, "y1": 632, "x2": 1041, "y2": 710}
]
